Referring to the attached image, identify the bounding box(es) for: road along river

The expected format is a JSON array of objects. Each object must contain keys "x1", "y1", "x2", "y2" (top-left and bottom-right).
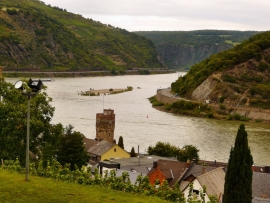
[{"x1": 6, "y1": 73, "x2": 270, "y2": 166}]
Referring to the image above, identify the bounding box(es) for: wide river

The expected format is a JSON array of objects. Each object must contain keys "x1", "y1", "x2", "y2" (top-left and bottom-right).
[{"x1": 7, "y1": 73, "x2": 270, "y2": 166}]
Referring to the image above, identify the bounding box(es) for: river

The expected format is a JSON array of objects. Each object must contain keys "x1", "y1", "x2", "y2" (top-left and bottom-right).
[{"x1": 6, "y1": 73, "x2": 270, "y2": 166}]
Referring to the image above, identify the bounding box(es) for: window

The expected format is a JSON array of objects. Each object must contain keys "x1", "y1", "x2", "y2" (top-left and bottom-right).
[
  {"x1": 193, "y1": 189, "x2": 199, "y2": 195},
  {"x1": 114, "y1": 148, "x2": 116, "y2": 152}
]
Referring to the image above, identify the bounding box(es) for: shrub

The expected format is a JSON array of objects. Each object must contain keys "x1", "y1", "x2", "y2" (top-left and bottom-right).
[
  {"x1": 219, "y1": 96, "x2": 225, "y2": 103},
  {"x1": 219, "y1": 104, "x2": 226, "y2": 110},
  {"x1": 207, "y1": 112, "x2": 213, "y2": 118},
  {"x1": 6, "y1": 8, "x2": 18, "y2": 15}
]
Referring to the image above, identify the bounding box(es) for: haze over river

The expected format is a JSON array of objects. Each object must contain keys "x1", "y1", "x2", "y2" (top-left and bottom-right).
[{"x1": 7, "y1": 73, "x2": 270, "y2": 166}]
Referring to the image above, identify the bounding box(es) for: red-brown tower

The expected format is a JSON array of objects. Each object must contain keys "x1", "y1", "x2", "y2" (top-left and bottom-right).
[{"x1": 96, "y1": 109, "x2": 115, "y2": 143}]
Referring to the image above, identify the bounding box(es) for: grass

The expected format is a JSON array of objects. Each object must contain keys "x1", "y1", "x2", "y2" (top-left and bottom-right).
[{"x1": 0, "y1": 169, "x2": 169, "y2": 203}]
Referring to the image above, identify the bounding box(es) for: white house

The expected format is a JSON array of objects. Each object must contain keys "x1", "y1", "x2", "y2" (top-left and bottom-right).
[{"x1": 182, "y1": 167, "x2": 225, "y2": 202}]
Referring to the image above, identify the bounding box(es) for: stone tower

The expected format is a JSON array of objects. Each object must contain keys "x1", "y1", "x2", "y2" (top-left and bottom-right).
[{"x1": 96, "y1": 109, "x2": 115, "y2": 143}]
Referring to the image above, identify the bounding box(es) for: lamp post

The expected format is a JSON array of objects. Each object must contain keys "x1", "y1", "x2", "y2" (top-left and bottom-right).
[{"x1": 14, "y1": 78, "x2": 43, "y2": 181}]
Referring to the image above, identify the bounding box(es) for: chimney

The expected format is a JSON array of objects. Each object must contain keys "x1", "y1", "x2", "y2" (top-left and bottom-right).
[
  {"x1": 202, "y1": 165, "x2": 206, "y2": 174},
  {"x1": 153, "y1": 161, "x2": 158, "y2": 168}
]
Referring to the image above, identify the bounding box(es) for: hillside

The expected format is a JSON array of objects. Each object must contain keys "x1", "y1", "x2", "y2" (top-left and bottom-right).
[
  {"x1": 136, "y1": 30, "x2": 259, "y2": 70},
  {"x1": 171, "y1": 31, "x2": 270, "y2": 110},
  {"x1": 0, "y1": 0, "x2": 162, "y2": 72}
]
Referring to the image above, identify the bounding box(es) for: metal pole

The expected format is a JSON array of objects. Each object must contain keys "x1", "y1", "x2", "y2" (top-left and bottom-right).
[{"x1": 25, "y1": 94, "x2": 30, "y2": 181}]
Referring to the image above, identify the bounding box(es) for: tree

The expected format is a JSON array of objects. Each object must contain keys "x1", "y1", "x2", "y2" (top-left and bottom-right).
[
  {"x1": 147, "y1": 142, "x2": 199, "y2": 162},
  {"x1": 56, "y1": 125, "x2": 90, "y2": 170},
  {"x1": 130, "y1": 147, "x2": 136, "y2": 157},
  {"x1": 223, "y1": 124, "x2": 253, "y2": 203},
  {"x1": 0, "y1": 78, "x2": 54, "y2": 165},
  {"x1": 118, "y1": 136, "x2": 124, "y2": 149}
]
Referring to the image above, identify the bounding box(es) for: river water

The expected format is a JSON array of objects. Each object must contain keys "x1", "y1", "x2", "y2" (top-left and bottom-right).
[{"x1": 6, "y1": 73, "x2": 270, "y2": 166}]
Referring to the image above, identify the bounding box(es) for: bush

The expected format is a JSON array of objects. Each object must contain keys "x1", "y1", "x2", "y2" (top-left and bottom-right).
[
  {"x1": 219, "y1": 104, "x2": 226, "y2": 110},
  {"x1": 219, "y1": 96, "x2": 225, "y2": 103},
  {"x1": 207, "y1": 112, "x2": 213, "y2": 118},
  {"x1": 6, "y1": 8, "x2": 18, "y2": 15}
]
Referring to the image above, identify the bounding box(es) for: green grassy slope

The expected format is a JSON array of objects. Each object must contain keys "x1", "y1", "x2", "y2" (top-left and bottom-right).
[
  {"x1": 0, "y1": 0, "x2": 162, "y2": 71},
  {"x1": 0, "y1": 169, "x2": 168, "y2": 203}
]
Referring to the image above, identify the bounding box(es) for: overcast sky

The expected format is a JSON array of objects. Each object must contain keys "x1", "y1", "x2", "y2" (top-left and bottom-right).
[{"x1": 41, "y1": 0, "x2": 270, "y2": 32}]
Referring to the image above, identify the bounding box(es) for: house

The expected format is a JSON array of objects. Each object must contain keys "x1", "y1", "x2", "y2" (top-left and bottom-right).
[
  {"x1": 87, "y1": 140, "x2": 130, "y2": 165},
  {"x1": 83, "y1": 137, "x2": 98, "y2": 151},
  {"x1": 182, "y1": 167, "x2": 225, "y2": 203},
  {"x1": 98, "y1": 155, "x2": 177, "y2": 176},
  {"x1": 178, "y1": 163, "x2": 218, "y2": 191},
  {"x1": 147, "y1": 159, "x2": 190, "y2": 187}
]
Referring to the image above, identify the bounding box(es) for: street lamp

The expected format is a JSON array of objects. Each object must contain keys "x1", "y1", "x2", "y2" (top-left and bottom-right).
[{"x1": 14, "y1": 78, "x2": 43, "y2": 181}]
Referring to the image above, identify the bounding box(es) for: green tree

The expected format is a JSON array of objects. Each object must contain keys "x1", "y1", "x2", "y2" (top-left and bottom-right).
[
  {"x1": 40, "y1": 123, "x2": 64, "y2": 167},
  {"x1": 56, "y1": 125, "x2": 90, "y2": 171},
  {"x1": 118, "y1": 136, "x2": 124, "y2": 149},
  {"x1": 223, "y1": 124, "x2": 253, "y2": 203},
  {"x1": 147, "y1": 142, "x2": 199, "y2": 162},
  {"x1": 0, "y1": 78, "x2": 54, "y2": 165},
  {"x1": 130, "y1": 147, "x2": 136, "y2": 157}
]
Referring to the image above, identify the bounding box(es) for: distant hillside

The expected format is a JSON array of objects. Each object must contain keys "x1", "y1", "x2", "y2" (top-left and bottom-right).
[
  {"x1": 0, "y1": 0, "x2": 162, "y2": 72},
  {"x1": 172, "y1": 31, "x2": 270, "y2": 109},
  {"x1": 136, "y1": 30, "x2": 260, "y2": 70}
]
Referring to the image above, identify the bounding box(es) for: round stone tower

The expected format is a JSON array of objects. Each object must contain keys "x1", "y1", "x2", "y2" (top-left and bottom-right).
[{"x1": 96, "y1": 109, "x2": 115, "y2": 143}]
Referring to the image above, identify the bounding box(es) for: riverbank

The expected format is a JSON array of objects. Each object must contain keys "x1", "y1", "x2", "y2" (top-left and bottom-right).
[
  {"x1": 151, "y1": 93, "x2": 270, "y2": 124},
  {"x1": 3, "y1": 69, "x2": 175, "y2": 78}
]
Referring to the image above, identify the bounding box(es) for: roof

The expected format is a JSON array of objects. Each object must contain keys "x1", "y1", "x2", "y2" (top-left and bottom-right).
[
  {"x1": 83, "y1": 137, "x2": 98, "y2": 151},
  {"x1": 120, "y1": 164, "x2": 152, "y2": 175},
  {"x1": 252, "y1": 197, "x2": 270, "y2": 203},
  {"x1": 148, "y1": 159, "x2": 190, "y2": 187},
  {"x1": 116, "y1": 169, "x2": 146, "y2": 185},
  {"x1": 252, "y1": 172, "x2": 270, "y2": 198},
  {"x1": 252, "y1": 166, "x2": 270, "y2": 173},
  {"x1": 198, "y1": 160, "x2": 228, "y2": 168},
  {"x1": 113, "y1": 155, "x2": 177, "y2": 167},
  {"x1": 181, "y1": 164, "x2": 217, "y2": 179},
  {"x1": 87, "y1": 140, "x2": 115, "y2": 156},
  {"x1": 196, "y1": 167, "x2": 225, "y2": 197}
]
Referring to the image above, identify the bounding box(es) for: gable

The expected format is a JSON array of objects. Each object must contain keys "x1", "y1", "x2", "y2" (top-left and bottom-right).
[{"x1": 101, "y1": 145, "x2": 130, "y2": 160}]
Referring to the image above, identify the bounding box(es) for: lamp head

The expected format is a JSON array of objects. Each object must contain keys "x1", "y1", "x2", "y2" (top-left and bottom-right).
[
  {"x1": 14, "y1": 80, "x2": 24, "y2": 90},
  {"x1": 28, "y1": 79, "x2": 43, "y2": 92}
]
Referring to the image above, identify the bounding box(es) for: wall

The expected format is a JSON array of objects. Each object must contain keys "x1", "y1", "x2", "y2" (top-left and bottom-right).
[
  {"x1": 182, "y1": 179, "x2": 211, "y2": 203},
  {"x1": 156, "y1": 89, "x2": 179, "y2": 104},
  {"x1": 101, "y1": 145, "x2": 130, "y2": 160},
  {"x1": 148, "y1": 166, "x2": 166, "y2": 186}
]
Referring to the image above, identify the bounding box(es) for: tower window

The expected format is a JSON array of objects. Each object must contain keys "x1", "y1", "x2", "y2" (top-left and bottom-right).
[{"x1": 114, "y1": 148, "x2": 116, "y2": 152}]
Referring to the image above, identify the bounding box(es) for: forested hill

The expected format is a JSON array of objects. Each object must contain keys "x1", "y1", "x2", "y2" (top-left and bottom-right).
[
  {"x1": 171, "y1": 31, "x2": 270, "y2": 109},
  {"x1": 136, "y1": 30, "x2": 259, "y2": 70},
  {"x1": 0, "y1": 0, "x2": 162, "y2": 71}
]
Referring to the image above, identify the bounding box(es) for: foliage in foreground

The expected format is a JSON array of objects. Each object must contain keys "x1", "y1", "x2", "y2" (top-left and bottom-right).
[
  {"x1": 0, "y1": 169, "x2": 167, "y2": 203},
  {"x1": 1, "y1": 158, "x2": 183, "y2": 202},
  {"x1": 1, "y1": 158, "x2": 219, "y2": 203}
]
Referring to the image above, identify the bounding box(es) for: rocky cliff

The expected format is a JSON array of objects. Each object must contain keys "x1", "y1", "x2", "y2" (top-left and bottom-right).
[{"x1": 158, "y1": 43, "x2": 232, "y2": 70}]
